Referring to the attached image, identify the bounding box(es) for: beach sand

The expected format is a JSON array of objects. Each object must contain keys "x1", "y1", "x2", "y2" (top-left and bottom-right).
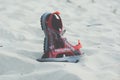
[{"x1": 0, "y1": 0, "x2": 120, "y2": 80}]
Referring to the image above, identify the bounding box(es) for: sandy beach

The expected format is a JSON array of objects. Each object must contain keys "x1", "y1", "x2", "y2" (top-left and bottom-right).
[{"x1": 0, "y1": 0, "x2": 120, "y2": 80}]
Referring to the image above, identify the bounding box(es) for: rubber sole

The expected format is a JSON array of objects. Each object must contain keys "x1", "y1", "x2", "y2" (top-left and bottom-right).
[
  {"x1": 36, "y1": 55, "x2": 80, "y2": 63},
  {"x1": 41, "y1": 12, "x2": 51, "y2": 53}
]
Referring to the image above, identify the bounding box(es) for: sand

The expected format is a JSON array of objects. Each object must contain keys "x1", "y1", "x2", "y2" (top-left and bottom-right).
[{"x1": 0, "y1": 0, "x2": 120, "y2": 80}]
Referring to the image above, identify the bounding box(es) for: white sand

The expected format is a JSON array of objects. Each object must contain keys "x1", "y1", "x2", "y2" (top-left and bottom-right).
[{"x1": 0, "y1": 0, "x2": 120, "y2": 80}]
